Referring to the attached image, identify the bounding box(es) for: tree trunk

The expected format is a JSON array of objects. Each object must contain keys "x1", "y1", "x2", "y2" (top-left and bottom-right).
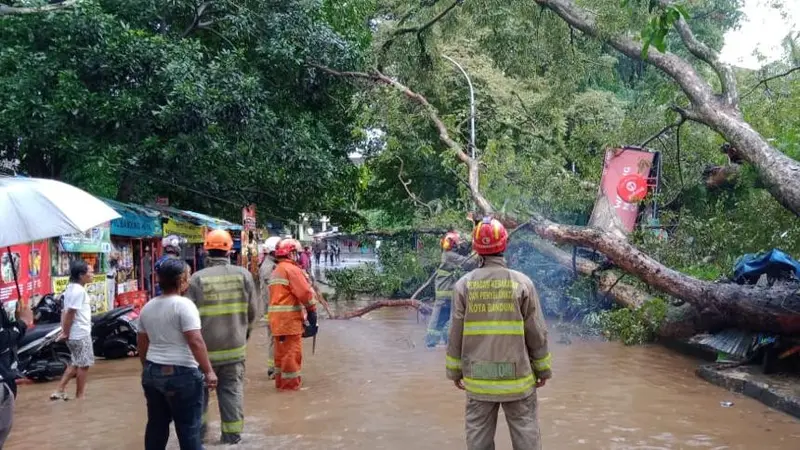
[
  {"x1": 329, "y1": 299, "x2": 430, "y2": 320},
  {"x1": 531, "y1": 216, "x2": 800, "y2": 334},
  {"x1": 533, "y1": 0, "x2": 800, "y2": 216}
]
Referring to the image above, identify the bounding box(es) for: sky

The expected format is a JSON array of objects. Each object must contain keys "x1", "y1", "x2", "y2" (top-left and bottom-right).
[{"x1": 720, "y1": 0, "x2": 800, "y2": 69}]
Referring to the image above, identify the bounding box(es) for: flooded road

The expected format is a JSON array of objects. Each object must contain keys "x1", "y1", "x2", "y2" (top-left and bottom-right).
[{"x1": 7, "y1": 307, "x2": 800, "y2": 449}]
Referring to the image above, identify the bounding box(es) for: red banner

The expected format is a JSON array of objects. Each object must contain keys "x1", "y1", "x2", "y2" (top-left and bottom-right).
[
  {"x1": 116, "y1": 290, "x2": 147, "y2": 314},
  {"x1": 588, "y1": 148, "x2": 656, "y2": 237},
  {"x1": 0, "y1": 240, "x2": 52, "y2": 303}
]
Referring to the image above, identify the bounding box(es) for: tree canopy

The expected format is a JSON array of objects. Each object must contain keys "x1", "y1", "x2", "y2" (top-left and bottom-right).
[{"x1": 0, "y1": 0, "x2": 368, "y2": 224}]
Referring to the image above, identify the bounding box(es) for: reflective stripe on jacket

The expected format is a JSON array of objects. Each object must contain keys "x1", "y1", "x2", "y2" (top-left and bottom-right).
[
  {"x1": 268, "y1": 260, "x2": 316, "y2": 336},
  {"x1": 259, "y1": 256, "x2": 277, "y2": 319},
  {"x1": 435, "y1": 251, "x2": 478, "y2": 300},
  {"x1": 446, "y1": 255, "x2": 551, "y2": 403},
  {"x1": 186, "y1": 257, "x2": 257, "y2": 365}
]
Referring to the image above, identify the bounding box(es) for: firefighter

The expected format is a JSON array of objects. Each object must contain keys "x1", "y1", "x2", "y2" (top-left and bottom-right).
[
  {"x1": 259, "y1": 236, "x2": 282, "y2": 379},
  {"x1": 268, "y1": 239, "x2": 318, "y2": 391},
  {"x1": 446, "y1": 217, "x2": 552, "y2": 450},
  {"x1": 186, "y1": 229, "x2": 257, "y2": 445},
  {"x1": 153, "y1": 235, "x2": 183, "y2": 297},
  {"x1": 425, "y1": 231, "x2": 478, "y2": 348}
]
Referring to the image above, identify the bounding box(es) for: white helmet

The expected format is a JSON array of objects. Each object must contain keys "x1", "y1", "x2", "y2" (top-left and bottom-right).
[
  {"x1": 264, "y1": 236, "x2": 282, "y2": 254},
  {"x1": 162, "y1": 235, "x2": 185, "y2": 253}
]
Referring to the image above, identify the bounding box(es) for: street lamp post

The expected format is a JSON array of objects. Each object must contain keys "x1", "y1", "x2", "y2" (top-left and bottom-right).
[{"x1": 441, "y1": 54, "x2": 476, "y2": 159}]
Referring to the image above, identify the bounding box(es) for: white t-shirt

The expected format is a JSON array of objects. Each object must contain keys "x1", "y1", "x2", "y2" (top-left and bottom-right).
[
  {"x1": 138, "y1": 295, "x2": 202, "y2": 368},
  {"x1": 63, "y1": 283, "x2": 92, "y2": 339}
]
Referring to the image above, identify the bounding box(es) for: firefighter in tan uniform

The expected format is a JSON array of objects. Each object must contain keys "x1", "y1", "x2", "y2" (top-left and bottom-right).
[
  {"x1": 186, "y1": 229, "x2": 258, "y2": 445},
  {"x1": 259, "y1": 236, "x2": 282, "y2": 379},
  {"x1": 425, "y1": 231, "x2": 479, "y2": 347},
  {"x1": 446, "y1": 217, "x2": 552, "y2": 450}
]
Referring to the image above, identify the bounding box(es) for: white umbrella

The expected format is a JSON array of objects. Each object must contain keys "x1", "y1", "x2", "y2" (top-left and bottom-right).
[{"x1": 0, "y1": 176, "x2": 121, "y2": 298}]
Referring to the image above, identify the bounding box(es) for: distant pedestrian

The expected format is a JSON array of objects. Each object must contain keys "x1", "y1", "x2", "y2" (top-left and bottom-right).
[
  {"x1": 299, "y1": 247, "x2": 312, "y2": 272},
  {"x1": 334, "y1": 244, "x2": 341, "y2": 264},
  {"x1": 313, "y1": 240, "x2": 322, "y2": 266},
  {"x1": 322, "y1": 244, "x2": 329, "y2": 266},
  {"x1": 51, "y1": 260, "x2": 95, "y2": 401},
  {"x1": 138, "y1": 258, "x2": 217, "y2": 450},
  {"x1": 143, "y1": 247, "x2": 153, "y2": 296}
]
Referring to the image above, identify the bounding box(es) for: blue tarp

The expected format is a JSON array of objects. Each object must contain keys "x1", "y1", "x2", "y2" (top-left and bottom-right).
[{"x1": 733, "y1": 249, "x2": 800, "y2": 284}]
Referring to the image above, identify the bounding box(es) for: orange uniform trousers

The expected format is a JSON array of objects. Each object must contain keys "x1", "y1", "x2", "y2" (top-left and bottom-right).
[{"x1": 273, "y1": 335, "x2": 303, "y2": 390}]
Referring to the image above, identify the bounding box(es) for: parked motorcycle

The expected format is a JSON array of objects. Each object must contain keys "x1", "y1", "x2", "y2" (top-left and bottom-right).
[
  {"x1": 17, "y1": 322, "x2": 70, "y2": 381},
  {"x1": 92, "y1": 305, "x2": 138, "y2": 359},
  {"x1": 33, "y1": 293, "x2": 63, "y2": 324}
]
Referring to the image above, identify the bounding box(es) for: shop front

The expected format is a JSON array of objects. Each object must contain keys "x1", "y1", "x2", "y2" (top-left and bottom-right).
[
  {"x1": 162, "y1": 218, "x2": 206, "y2": 271},
  {"x1": 51, "y1": 224, "x2": 112, "y2": 314},
  {"x1": 105, "y1": 199, "x2": 163, "y2": 301}
]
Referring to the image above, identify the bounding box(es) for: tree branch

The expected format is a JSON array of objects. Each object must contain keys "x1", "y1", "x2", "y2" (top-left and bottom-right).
[
  {"x1": 396, "y1": 155, "x2": 435, "y2": 215},
  {"x1": 0, "y1": 0, "x2": 77, "y2": 15},
  {"x1": 181, "y1": 1, "x2": 212, "y2": 38},
  {"x1": 378, "y1": 0, "x2": 463, "y2": 66},
  {"x1": 311, "y1": 63, "x2": 494, "y2": 215},
  {"x1": 669, "y1": 11, "x2": 739, "y2": 108},
  {"x1": 742, "y1": 65, "x2": 800, "y2": 99}
]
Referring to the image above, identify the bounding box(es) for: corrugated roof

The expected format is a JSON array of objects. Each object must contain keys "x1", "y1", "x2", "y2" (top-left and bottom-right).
[{"x1": 147, "y1": 204, "x2": 241, "y2": 230}]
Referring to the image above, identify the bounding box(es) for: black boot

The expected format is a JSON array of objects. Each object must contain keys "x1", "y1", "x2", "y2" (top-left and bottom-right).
[{"x1": 221, "y1": 433, "x2": 242, "y2": 445}]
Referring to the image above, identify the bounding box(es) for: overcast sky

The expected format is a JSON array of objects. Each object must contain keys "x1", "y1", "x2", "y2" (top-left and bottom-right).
[{"x1": 720, "y1": 0, "x2": 799, "y2": 69}]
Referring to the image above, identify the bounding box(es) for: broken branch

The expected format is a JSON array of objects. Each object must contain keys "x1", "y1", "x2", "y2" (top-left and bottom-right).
[
  {"x1": 0, "y1": 0, "x2": 77, "y2": 15},
  {"x1": 396, "y1": 155, "x2": 435, "y2": 215},
  {"x1": 742, "y1": 65, "x2": 800, "y2": 99}
]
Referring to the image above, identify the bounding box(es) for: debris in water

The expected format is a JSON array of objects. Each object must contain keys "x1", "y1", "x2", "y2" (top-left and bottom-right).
[{"x1": 720, "y1": 401, "x2": 734, "y2": 408}]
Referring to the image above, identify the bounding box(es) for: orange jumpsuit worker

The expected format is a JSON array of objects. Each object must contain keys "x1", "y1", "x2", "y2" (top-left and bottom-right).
[{"x1": 268, "y1": 239, "x2": 318, "y2": 390}]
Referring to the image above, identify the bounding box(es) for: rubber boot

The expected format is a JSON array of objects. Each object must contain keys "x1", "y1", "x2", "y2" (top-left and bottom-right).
[{"x1": 221, "y1": 433, "x2": 242, "y2": 445}]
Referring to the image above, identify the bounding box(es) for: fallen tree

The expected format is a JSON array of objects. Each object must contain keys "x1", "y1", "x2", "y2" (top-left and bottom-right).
[
  {"x1": 311, "y1": 1, "x2": 800, "y2": 336},
  {"x1": 313, "y1": 62, "x2": 800, "y2": 335}
]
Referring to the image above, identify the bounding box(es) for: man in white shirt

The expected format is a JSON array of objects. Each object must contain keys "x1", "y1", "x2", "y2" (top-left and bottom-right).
[{"x1": 51, "y1": 260, "x2": 95, "y2": 400}]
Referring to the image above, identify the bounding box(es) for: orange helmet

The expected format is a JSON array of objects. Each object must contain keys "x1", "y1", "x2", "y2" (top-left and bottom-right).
[
  {"x1": 204, "y1": 229, "x2": 233, "y2": 252},
  {"x1": 441, "y1": 232, "x2": 461, "y2": 251},
  {"x1": 275, "y1": 238, "x2": 302, "y2": 257},
  {"x1": 472, "y1": 217, "x2": 508, "y2": 255}
]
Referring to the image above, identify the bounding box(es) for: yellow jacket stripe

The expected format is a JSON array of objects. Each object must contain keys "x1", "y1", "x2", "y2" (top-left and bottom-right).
[
  {"x1": 463, "y1": 374, "x2": 535, "y2": 396},
  {"x1": 435, "y1": 290, "x2": 454, "y2": 298},
  {"x1": 532, "y1": 353, "x2": 552, "y2": 372},
  {"x1": 436, "y1": 269, "x2": 452, "y2": 276},
  {"x1": 269, "y1": 304, "x2": 303, "y2": 312},
  {"x1": 198, "y1": 302, "x2": 248, "y2": 317},
  {"x1": 463, "y1": 320, "x2": 524, "y2": 336},
  {"x1": 268, "y1": 278, "x2": 290, "y2": 286},
  {"x1": 208, "y1": 345, "x2": 246, "y2": 363},
  {"x1": 445, "y1": 355, "x2": 462, "y2": 370}
]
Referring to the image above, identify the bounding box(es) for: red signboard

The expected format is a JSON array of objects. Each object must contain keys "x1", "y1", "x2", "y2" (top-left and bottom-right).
[
  {"x1": 0, "y1": 240, "x2": 51, "y2": 304},
  {"x1": 155, "y1": 197, "x2": 169, "y2": 206},
  {"x1": 116, "y1": 290, "x2": 147, "y2": 314},
  {"x1": 588, "y1": 148, "x2": 656, "y2": 237},
  {"x1": 242, "y1": 205, "x2": 256, "y2": 231}
]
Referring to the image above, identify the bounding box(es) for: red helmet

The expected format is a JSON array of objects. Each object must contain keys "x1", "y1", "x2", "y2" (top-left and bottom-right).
[
  {"x1": 275, "y1": 239, "x2": 302, "y2": 257},
  {"x1": 441, "y1": 232, "x2": 461, "y2": 251},
  {"x1": 472, "y1": 217, "x2": 508, "y2": 255}
]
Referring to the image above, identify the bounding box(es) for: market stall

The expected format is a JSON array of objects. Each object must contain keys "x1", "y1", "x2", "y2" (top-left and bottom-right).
[
  {"x1": 104, "y1": 198, "x2": 163, "y2": 300},
  {"x1": 51, "y1": 224, "x2": 113, "y2": 314}
]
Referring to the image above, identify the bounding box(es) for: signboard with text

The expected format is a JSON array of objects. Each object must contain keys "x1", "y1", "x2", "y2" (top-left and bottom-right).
[
  {"x1": 52, "y1": 274, "x2": 108, "y2": 315},
  {"x1": 588, "y1": 148, "x2": 656, "y2": 238},
  {"x1": 60, "y1": 223, "x2": 112, "y2": 253},
  {"x1": 0, "y1": 240, "x2": 51, "y2": 304},
  {"x1": 163, "y1": 219, "x2": 205, "y2": 244}
]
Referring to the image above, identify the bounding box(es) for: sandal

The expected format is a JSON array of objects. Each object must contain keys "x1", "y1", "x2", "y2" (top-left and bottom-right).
[{"x1": 49, "y1": 392, "x2": 68, "y2": 401}]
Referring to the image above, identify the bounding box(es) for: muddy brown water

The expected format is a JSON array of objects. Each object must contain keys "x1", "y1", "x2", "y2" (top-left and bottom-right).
[{"x1": 7, "y1": 306, "x2": 800, "y2": 449}]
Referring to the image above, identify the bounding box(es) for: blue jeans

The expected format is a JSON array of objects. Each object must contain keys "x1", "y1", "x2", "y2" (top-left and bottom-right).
[
  {"x1": 425, "y1": 298, "x2": 452, "y2": 348},
  {"x1": 142, "y1": 362, "x2": 205, "y2": 450}
]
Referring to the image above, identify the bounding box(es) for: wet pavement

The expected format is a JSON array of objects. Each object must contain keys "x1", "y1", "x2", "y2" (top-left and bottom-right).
[{"x1": 7, "y1": 307, "x2": 800, "y2": 449}]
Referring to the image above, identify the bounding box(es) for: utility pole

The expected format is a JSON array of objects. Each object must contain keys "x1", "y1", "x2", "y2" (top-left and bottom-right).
[{"x1": 441, "y1": 54, "x2": 476, "y2": 159}]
